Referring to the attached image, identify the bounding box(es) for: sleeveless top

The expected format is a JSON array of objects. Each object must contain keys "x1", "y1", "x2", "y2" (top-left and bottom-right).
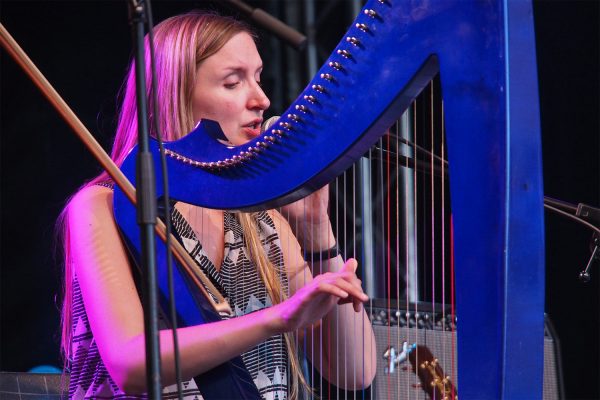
[{"x1": 68, "y1": 209, "x2": 289, "y2": 399}]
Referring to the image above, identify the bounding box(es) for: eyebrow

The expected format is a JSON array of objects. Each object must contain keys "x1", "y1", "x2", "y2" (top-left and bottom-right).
[{"x1": 221, "y1": 65, "x2": 264, "y2": 75}]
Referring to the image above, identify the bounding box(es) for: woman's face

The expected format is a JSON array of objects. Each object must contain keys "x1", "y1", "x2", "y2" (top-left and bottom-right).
[{"x1": 192, "y1": 32, "x2": 270, "y2": 146}]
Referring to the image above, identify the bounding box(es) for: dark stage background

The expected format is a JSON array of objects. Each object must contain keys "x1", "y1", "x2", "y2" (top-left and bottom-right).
[{"x1": 1, "y1": 1, "x2": 598, "y2": 399}]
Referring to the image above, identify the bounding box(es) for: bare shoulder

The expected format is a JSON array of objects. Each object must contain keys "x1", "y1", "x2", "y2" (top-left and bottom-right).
[
  {"x1": 68, "y1": 184, "x2": 114, "y2": 220},
  {"x1": 66, "y1": 184, "x2": 122, "y2": 246}
]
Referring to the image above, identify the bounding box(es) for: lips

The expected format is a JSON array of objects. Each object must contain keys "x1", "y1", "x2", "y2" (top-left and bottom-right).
[{"x1": 242, "y1": 119, "x2": 263, "y2": 137}]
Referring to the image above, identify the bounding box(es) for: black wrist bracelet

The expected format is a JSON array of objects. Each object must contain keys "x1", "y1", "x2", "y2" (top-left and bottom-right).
[{"x1": 303, "y1": 245, "x2": 341, "y2": 261}]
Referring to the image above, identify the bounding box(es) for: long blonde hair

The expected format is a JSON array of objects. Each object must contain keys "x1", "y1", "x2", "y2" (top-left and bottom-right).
[{"x1": 58, "y1": 11, "x2": 307, "y2": 398}]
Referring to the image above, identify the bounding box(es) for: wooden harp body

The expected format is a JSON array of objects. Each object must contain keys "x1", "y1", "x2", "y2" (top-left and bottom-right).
[{"x1": 114, "y1": 0, "x2": 545, "y2": 398}]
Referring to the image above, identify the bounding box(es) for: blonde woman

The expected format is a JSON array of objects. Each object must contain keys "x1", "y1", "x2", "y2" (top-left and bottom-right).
[{"x1": 59, "y1": 11, "x2": 376, "y2": 399}]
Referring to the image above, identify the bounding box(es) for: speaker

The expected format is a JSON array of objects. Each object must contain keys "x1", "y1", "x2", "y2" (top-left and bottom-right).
[
  {"x1": 0, "y1": 372, "x2": 67, "y2": 399},
  {"x1": 368, "y1": 300, "x2": 563, "y2": 399}
]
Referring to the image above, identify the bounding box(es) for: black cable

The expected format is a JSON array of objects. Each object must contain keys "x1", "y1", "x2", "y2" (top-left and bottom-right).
[
  {"x1": 544, "y1": 204, "x2": 600, "y2": 234},
  {"x1": 144, "y1": 1, "x2": 184, "y2": 398}
]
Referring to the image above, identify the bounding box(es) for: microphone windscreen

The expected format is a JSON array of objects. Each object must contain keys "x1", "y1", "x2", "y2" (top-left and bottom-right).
[{"x1": 261, "y1": 115, "x2": 280, "y2": 132}]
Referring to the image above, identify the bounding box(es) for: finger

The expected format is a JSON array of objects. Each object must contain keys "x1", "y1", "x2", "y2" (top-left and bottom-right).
[
  {"x1": 353, "y1": 299, "x2": 363, "y2": 313},
  {"x1": 328, "y1": 276, "x2": 369, "y2": 302},
  {"x1": 334, "y1": 271, "x2": 363, "y2": 287},
  {"x1": 337, "y1": 294, "x2": 364, "y2": 312},
  {"x1": 316, "y1": 281, "x2": 349, "y2": 299},
  {"x1": 342, "y1": 258, "x2": 358, "y2": 273},
  {"x1": 337, "y1": 297, "x2": 353, "y2": 305}
]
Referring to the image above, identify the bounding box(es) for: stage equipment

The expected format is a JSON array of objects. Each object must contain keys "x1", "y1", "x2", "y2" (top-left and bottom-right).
[
  {"x1": 127, "y1": 1, "x2": 163, "y2": 396},
  {"x1": 368, "y1": 301, "x2": 564, "y2": 400},
  {"x1": 0, "y1": 372, "x2": 65, "y2": 398},
  {"x1": 544, "y1": 197, "x2": 600, "y2": 282},
  {"x1": 223, "y1": 0, "x2": 307, "y2": 50}
]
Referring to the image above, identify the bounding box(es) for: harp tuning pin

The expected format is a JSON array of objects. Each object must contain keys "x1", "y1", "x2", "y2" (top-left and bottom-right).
[
  {"x1": 337, "y1": 49, "x2": 352, "y2": 59},
  {"x1": 311, "y1": 84, "x2": 326, "y2": 93},
  {"x1": 279, "y1": 121, "x2": 293, "y2": 130},
  {"x1": 328, "y1": 61, "x2": 343, "y2": 71},
  {"x1": 346, "y1": 36, "x2": 360, "y2": 46},
  {"x1": 356, "y1": 22, "x2": 369, "y2": 32},
  {"x1": 320, "y1": 73, "x2": 334, "y2": 82},
  {"x1": 287, "y1": 113, "x2": 301, "y2": 122},
  {"x1": 303, "y1": 94, "x2": 318, "y2": 104},
  {"x1": 264, "y1": 135, "x2": 276, "y2": 143},
  {"x1": 364, "y1": 9, "x2": 378, "y2": 18},
  {"x1": 272, "y1": 129, "x2": 285, "y2": 137},
  {"x1": 295, "y1": 104, "x2": 309, "y2": 113}
]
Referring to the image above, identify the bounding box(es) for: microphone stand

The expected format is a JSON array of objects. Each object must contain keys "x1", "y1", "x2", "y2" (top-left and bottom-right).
[
  {"x1": 544, "y1": 197, "x2": 600, "y2": 282},
  {"x1": 222, "y1": 0, "x2": 307, "y2": 50},
  {"x1": 128, "y1": 1, "x2": 161, "y2": 398}
]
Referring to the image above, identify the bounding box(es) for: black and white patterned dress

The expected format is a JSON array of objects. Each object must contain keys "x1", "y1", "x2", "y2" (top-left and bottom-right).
[{"x1": 69, "y1": 209, "x2": 289, "y2": 399}]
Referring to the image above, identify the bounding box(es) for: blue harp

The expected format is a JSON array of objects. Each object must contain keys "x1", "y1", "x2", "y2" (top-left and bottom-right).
[{"x1": 115, "y1": 1, "x2": 545, "y2": 398}]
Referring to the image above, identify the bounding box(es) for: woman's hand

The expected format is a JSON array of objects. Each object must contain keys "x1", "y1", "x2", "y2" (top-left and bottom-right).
[
  {"x1": 273, "y1": 258, "x2": 368, "y2": 333},
  {"x1": 280, "y1": 185, "x2": 335, "y2": 251}
]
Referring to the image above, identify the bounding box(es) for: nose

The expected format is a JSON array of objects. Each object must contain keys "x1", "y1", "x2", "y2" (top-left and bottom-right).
[{"x1": 248, "y1": 82, "x2": 270, "y2": 111}]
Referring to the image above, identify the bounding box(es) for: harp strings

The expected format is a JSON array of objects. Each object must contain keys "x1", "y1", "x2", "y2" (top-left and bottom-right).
[
  {"x1": 379, "y1": 77, "x2": 454, "y2": 398},
  {"x1": 291, "y1": 76, "x2": 455, "y2": 398}
]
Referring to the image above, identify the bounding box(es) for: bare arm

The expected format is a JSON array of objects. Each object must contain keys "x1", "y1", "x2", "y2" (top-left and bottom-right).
[
  {"x1": 68, "y1": 186, "x2": 310, "y2": 393},
  {"x1": 271, "y1": 207, "x2": 377, "y2": 390}
]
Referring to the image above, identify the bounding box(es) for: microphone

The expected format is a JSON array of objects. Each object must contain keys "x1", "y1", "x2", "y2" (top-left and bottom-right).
[{"x1": 261, "y1": 115, "x2": 280, "y2": 132}]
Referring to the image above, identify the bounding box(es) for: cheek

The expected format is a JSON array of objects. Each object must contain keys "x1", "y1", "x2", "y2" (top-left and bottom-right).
[
  {"x1": 201, "y1": 99, "x2": 237, "y2": 120},
  {"x1": 222, "y1": 100, "x2": 239, "y2": 115},
  {"x1": 192, "y1": 95, "x2": 210, "y2": 122}
]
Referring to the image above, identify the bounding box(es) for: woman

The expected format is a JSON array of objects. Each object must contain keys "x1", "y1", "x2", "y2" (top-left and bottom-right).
[{"x1": 60, "y1": 11, "x2": 376, "y2": 399}]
